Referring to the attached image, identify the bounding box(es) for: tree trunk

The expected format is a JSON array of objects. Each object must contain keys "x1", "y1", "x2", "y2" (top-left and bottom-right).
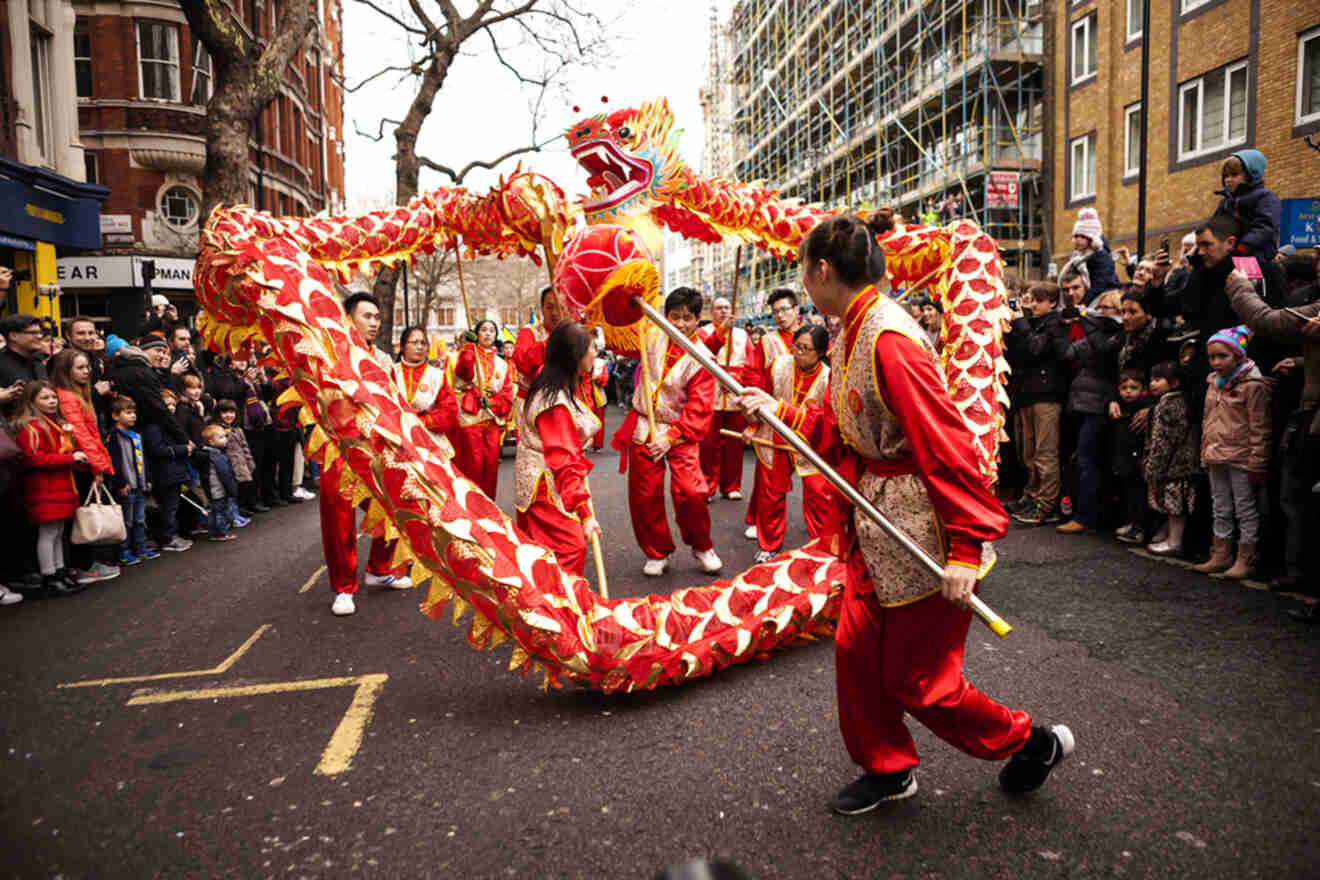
[{"x1": 201, "y1": 68, "x2": 255, "y2": 223}]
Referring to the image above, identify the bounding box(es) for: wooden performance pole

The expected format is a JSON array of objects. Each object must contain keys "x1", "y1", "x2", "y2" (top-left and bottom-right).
[
  {"x1": 638, "y1": 329, "x2": 657, "y2": 443},
  {"x1": 590, "y1": 533, "x2": 609, "y2": 599},
  {"x1": 454, "y1": 245, "x2": 473, "y2": 328},
  {"x1": 721, "y1": 428, "x2": 792, "y2": 454}
]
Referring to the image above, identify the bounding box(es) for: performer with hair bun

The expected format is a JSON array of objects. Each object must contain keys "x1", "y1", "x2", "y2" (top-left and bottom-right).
[
  {"x1": 453, "y1": 319, "x2": 513, "y2": 498},
  {"x1": 745, "y1": 323, "x2": 840, "y2": 562},
  {"x1": 515, "y1": 322, "x2": 602, "y2": 576},
  {"x1": 739, "y1": 213, "x2": 1073, "y2": 815},
  {"x1": 393, "y1": 325, "x2": 457, "y2": 454}
]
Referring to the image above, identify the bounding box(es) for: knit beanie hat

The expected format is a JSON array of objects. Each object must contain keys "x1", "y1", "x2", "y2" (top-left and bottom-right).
[
  {"x1": 1208, "y1": 324, "x2": 1250, "y2": 357},
  {"x1": 1072, "y1": 207, "x2": 1103, "y2": 248},
  {"x1": 105, "y1": 334, "x2": 128, "y2": 357},
  {"x1": 138, "y1": 333, "x2": 168, "y2": 351}
]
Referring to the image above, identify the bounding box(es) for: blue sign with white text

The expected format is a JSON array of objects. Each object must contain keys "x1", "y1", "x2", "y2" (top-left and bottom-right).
[{"x1": 1281, "y1": 198, "x2": 1320, "y2": 248}]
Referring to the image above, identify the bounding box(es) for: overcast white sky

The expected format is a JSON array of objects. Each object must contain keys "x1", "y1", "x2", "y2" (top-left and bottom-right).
[{"x1": 342, "y1": 1, "x2": 728, "y2": 211}]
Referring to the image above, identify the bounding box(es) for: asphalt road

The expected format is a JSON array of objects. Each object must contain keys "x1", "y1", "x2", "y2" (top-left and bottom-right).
[{"x1": 3, "y1": 406, "x2": 1318, "y2": 879}]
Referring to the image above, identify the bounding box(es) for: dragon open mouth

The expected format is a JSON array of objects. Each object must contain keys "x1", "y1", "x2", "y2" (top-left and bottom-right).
[{"x1": 572, "y1": 139, "x2": 652, "y2": 212}]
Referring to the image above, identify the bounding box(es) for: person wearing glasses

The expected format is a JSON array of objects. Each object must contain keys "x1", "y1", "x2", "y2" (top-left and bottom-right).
[
  {"x1": 742, "y1": 289, "x2": 802, "y2": 542},
  {"x1": 0, "y1": 314, "x2": 51, "y2": 392}
]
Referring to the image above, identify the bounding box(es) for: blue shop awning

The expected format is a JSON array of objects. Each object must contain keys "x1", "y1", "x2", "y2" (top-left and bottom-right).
[{"x1": 0, "y1": 157, "x2": 110, "y2": 251}]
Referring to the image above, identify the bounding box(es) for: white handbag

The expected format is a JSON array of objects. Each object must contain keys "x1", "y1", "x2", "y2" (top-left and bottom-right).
[{"x1": 71, "y1": 482, "x2": 128, "y2": 546}]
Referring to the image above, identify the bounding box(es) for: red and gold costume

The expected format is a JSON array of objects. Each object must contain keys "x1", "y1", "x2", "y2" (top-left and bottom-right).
[
  {"x1": 776, "y1": 286, "x2": 1026, "y2": 775},
  {"x1": 511, "y1": 322, "x2": 551, "y2": 430},
  {"x1": 320, "y1": 347, "x2": 405, "y2": 596},
  {"x1": 393, "y1": 358, "x2": 458, "y2": 454},
  {"x1": 698, "y1": 323, "x2": 750, "y2": 497},
  {"x1": 611, "y1": 324, "x2": 716, "y2": 560},
  {"x1": 748, "y1": 353, "x2": 840, "y2": 552},
  {"x1": 742, "y1": 323, "x2": 798, "y2": 530},
  {"x1": 515, "y1": 389, "x2": 600, "y2": 575},
  {"x1": 453, "y1": 342, "x2": 514, "y2": 498},
  {"x1": 586, "y1": 355, "x2": 610, "y2": 450}
]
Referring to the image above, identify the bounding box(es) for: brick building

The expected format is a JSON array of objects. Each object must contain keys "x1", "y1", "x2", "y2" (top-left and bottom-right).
[
  {"x1": 56, "y1": 0, "x2": 346, "y2": 334},
  {"x1": 1051, "y1": 0, "x2": 1320, "y2": 268}
]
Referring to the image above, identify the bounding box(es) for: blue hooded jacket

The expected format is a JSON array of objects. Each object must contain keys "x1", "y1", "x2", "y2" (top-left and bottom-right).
[{"x1": 1213, "y1": 149, "x2": 1281, "y2": 262}]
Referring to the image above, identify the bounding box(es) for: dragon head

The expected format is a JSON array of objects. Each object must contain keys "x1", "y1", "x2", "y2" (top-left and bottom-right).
[{"x1": 566, "y1": 98, "x2": 687, "y2": 223}]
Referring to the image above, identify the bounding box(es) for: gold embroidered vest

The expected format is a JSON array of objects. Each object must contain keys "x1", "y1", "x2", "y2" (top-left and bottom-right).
[
  {"x1": 453, "y1": 346, "x2": 509, "y2": 428},
  {"x1": 514, "y1": 390, "x2": 600, "y2": 515},
  {"x1": 630, "y1": 325, "x2": 705, "y2": 444},
  {"x1": 714, "y1": 326, "x2": 749, "y2": 411},
  {"x1": 753, "y1": 354, "x2": 828, "y2": 475}
]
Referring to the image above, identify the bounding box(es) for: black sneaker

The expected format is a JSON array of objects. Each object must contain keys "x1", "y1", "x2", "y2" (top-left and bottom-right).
[
  {"x1": 1012, "y1": 502, "x2": 1045, "y2": 525},
  {"x1": 1004, "y1": 496, "x2": 1032, "y2": 515},
  {"x1": 829, "y1": 770, "x2": 917, "y2": 815},
  {"x1": 999, "y1": 724, "x2": 1074, "y2": 795},
  {"x1": 1115, "y1": 524, "x2": 1145, "y2": 545},
  {"x1": 1039, "y1": 504, "x2": 1063, "y2": 524}
]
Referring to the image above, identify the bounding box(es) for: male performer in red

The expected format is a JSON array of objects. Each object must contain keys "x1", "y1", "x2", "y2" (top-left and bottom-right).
[
  {"x1": 324, "y1": 293, "x2": 412, "y2": 617},
  {"x1": 612, "y1": 287, "x2": 722, "y2": 576},
  {"x1": 740, "y1": 214, "x2": 1072, "y2": 814},
  {"x1": 511, "y1": 286, "x2": 566, "y2": 429},
  {"x1": 743, "y1": 288, "x2": 802, "y2": 540},
  {"x1": 698, "y1": 296, "x2": 750, "y2": 500}
]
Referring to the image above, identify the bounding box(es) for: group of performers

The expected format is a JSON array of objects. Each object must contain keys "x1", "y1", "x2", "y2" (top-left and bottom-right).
[{"x1": 321, "y1": 220, "x2": 1072, "y2": 812}]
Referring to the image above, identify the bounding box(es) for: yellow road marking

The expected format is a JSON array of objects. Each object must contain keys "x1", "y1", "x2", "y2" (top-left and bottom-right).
[
  {"x1": 298, "y1": 564, "x2": 328, "y2": 594},
  {"x1": 126, "y1": 674, "x2": 388, "y2": 776},
  {"x1": 58, "y1": 625, "x2": 272, "y2": 689}
]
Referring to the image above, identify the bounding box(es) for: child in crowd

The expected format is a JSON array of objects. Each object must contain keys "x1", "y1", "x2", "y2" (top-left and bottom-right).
[
  {"x1": 1143, "y1": 362, "x2": 1199, "y2": 556},
  {"x1": 14, "y1": 381, "x2": 89, "y2": 596},
  {"x1": 142, "y1": 389, "x2": 194, "y2": 553},
  {"x1": 105, "y1": 395, "x2": 158, "y2": 564},
  {"x1": 1007, "y1": 281, "x2": 1070, "y2": 525},
  {"x1": 1110, "y1": 368, "x2": 1153, "y2": 545},
  {"x1": 212, "y1": 399, "x2": 255, "y2": 525},
  {"x1": 1195, "y1": 325, "x2": 1272, "y2": 579},
  {"x1": 175, "y1": 373, "x2": 208, "y2": 447},
  {"x1": 199, "y1": 425, "x2": 239, "y2": 542},
  {"x1": 1213, "y1": 150, "x2": 1282, "y2": 263}
]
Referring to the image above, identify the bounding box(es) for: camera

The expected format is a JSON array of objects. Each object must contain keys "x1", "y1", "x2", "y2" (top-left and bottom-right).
[{"x1": 1007, "y1": 297, "x2": 1019, "y2": 311}]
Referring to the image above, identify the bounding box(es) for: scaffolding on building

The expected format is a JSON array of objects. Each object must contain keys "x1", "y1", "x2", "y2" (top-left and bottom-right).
[{"x1": 721, "y1": 0, "x2": 1044, "y2": 307}]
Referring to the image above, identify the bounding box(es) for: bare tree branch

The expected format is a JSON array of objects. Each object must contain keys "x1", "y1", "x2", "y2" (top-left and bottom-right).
[
  {"x1": 415, "y1": 133, "x2": 562, "y2": 184},
  {"x1": 338, "y1": 63, "x2": 424, "y2": 94},
  {"x1": 354, "y1": 117, "x2": 405, "y2": 142},
  {"x1": 348, "y1": 0, "x2": 428, "y2": 35}
]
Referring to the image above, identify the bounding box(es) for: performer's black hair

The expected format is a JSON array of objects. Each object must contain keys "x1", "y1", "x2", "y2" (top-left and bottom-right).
[
  {"x1": 665, "y1": 286, "x2": 703, "y2": 317},
  {"x1": 395, "y1": 325, "x2": 428, "y2": 362},
  {"x1": 793, "y1": 324, "x2": 829, "y2": 360},
  {"x1": 342, "y1": 292, "x2": 380, "y2": 317},
  {"x1": 472, "y1": 319, "x2": 499, "y2": 340},
  {"x1": 766, "y1": 288, "x2": 798, "y2": 310},
  {"x1": 539, "y1": 285, "x2": 554, "y2": 305},
  {"x1": 527, "y1": 321, "x2": 594, "y2": 413},
  {"x1": 800, "y1": 214, "x2": 880, "y2": 288}
]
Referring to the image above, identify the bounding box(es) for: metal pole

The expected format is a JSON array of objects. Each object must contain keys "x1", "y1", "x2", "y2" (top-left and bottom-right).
[
  {"x1": 634, "y1": 296, "x2": 1012, "y2": 638},
  {"x1": 1136, "y1": 0, "x2": 1151, "y2": 260}
]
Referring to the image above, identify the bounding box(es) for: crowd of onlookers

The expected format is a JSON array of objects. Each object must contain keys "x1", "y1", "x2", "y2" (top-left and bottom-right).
[
  {"x1": 0, "y1": 292, "x2": 318, "y2": 604},
  {"x1": 989, "y1": 149, "x2": 1319, "y2": 620}
]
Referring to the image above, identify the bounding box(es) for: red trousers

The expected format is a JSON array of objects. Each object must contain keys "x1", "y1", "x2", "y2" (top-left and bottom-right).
[
  {"x1": 835, "y1": 587, "x2": 1032, "y2": 774},
  {"x1": 453, "y1": 421, "x2": 502, "y2": 499},
  {"x1": 751, "y1": 452, "x2": 842, "y2": 551},
  {"x1": 700, "y1": 410, "x2": 746, "y2": 496},
  {"x1": 626, "y1": 440, "x2": 713, "y2": 559},
  {"x1": 319, "y1": 459, "x2": 401, "y2": 595},
  {"x1": 516, "y1": 488, "x2": 587, "y2": 576}
]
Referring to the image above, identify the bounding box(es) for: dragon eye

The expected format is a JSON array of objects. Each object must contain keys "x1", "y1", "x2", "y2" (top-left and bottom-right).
[{"x1": 615, "y1": 126, "x2": 633, "y2": 140}]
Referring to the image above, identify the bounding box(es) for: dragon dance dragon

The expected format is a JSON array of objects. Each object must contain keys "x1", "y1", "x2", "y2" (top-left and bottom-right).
[{"x1": 194, "y1": 98, "x2": 1011, "y2": 693}]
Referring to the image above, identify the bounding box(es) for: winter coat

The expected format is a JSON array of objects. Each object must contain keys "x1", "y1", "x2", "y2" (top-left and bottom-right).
[
  {"x1": 1064, "y1": 314, "x2": 1123, "y2": 415},
  {"x1": 271, "y1": 377, "x2": 301, "y2": 432},
  {"x1": 1116, "y1": 321, "x2": 1175, "y2": 381},
  {"x1": 1228, "y1": 281, "x2": 1320, "y2": 435},
  {"x1": 222, "y1": 424, "x2": 255, "y2": 482},
  {"x1": 1006, "y1": 312, "x2": 1071, "y2": 405},
  {"x1": 0, "y1": 348, "x2": 46, "y2": 423},
  {"x1": 175, "y1": 399, "x2": 207, "y2": 448},
  {"x1": 1213, "y1": 149, "x2": 1281, "y2": 262},
  {"x1": 1083, "y1": 243, "x2": 1122, "y2": 296},
  {"x1": 141, "y1": 421, "x2": 192, "y2": 487},
  {"x1": 55, "y1": 388, "x2": 112, "y2": 475},
  {"x1": 105, "y1": 353, "x2": 189, "y2": 446},
  {"x1": 206, "y1": 364, "x2": 249, "y2": 410},
  {"x1": 15, "y1": 417, "x2": 79, "y2": 523},
  {"x1": 1110, "y1": 398, "x2": 1152, "y2": 479},
  {"x1": 1201, "y1": 364, "x2": 1272, "y2": 473},
  {"x1": 199, "y1": 446, "x2": 239, "y2": 501},
  {"x1": 105, "y1": 427, "x2": 148, "y2": 494},
  {"x1": 1144, "y1": 391, "x2": 1200, "y2": 485}
]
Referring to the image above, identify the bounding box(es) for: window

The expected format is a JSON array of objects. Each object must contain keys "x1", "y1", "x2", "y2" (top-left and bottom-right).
[
  {"x1": 159, "y1": 185, "x2": 200, "y2": 229},
  {"x1": 1299, "y1": 26, "x2": 1320, "y2": 126},
  {"x1": 191, "y1": 41, "x2": 212, "y2": 105},
  {"x1": 1178, "y1": 60, "x2": 1248, "y2": 160},
  {"x1": 1125, "y1": 0, "x2": 1142, "y2": 41},
  {"x1": 438, "y1": 307, "x2": 455, "y2": 326},
  {"x1": 84, "y1": 151, "x2": 98, "y2": 184},
  {"x1": 137, "y1": 21, "x2": 180, "y2": 100},
  {"x1": 1124, "y1": 103, "x2": 1142, "y2": 178},
  {"x1": 29, "y1": 26, "x2": 53, "y2": 161},
  {"x1": 74, "y1": 18, "x2": 92, "y2": 97},
  {"x1": 1181, "y1": 0, "x2": 1211, "y2": 14},
  {"x1": 1069, "y1": 132, "x2": 1096, "y2": 201},
  {"x1": 1070, "y1": 14, "x2": 1097, "y2": 85}
]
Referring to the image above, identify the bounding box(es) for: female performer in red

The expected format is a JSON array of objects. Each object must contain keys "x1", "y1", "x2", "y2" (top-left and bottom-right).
[
  {"x1": 515, "y1": 322, "x2": 602, "y2": 576},
  {"x1": 745, "y1": 324, "x2": 840, "y2": 563},
  {"x1": 452, "y1": 319, "x2": 513, "y2": 498},
  {"x1": 739, "y1": 214, "x2": 1072, "y2": 814},
  {"x1": 393, "y1": 326, "x2": 457, "y2": 452}
]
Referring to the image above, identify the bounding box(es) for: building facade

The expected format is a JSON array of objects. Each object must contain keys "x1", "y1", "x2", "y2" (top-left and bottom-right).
[
  {"x1": 1051, "y1": 0, "x2": 1320, "y2": 266},
  {"x1": 2, "y1": 0, "x2": 108, "y2": 323},
  {"x1": 56, "y1": 0, "x2": 346, "y2": 334}
]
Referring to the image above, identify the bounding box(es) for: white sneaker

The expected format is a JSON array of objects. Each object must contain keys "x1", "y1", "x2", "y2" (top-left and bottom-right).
[
  {"x1": 363, "y1": 572, "x2": 413, "y2": 590},
  {"x1": 753, "y1": 549, "x2": 778, "y2": 564},
  {"x1": 331, "y1": 593, "x2": 356, "y2": 616},
  {"x1": 163, "y1": 536, "x2": 193, "y2": 552},
  {"x1": 725, "y1": 490, "x2": 743, "y2": 501},
  {"x1": 694, "y1": 548, "x2": 723, "y2": 573},
  {"x1": 642, "y1": 557, "x2": 670, "y2": 577},
  {"x1": 292, "y1": 487, "x2": 316, "y2": 500},
  {"x1": 744, "y1": 524, "x2": 758, "y2": 541},
  {"x1": 0, "y1": 586, "x2": 22, "y2": 606}
]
